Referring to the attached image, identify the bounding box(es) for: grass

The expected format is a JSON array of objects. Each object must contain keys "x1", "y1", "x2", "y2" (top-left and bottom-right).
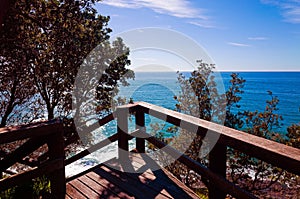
[{"x1": 0, "y1": 176, "x2": 51, "y2": 199}]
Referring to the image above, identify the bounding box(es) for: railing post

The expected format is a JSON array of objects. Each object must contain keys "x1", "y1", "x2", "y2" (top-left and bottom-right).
[
  {"x1": 135, "y1": 109, "x2": 145, "y2": 153},
  {"x1": 117, "y1": 107, "x2": 129, "y2": 159},
  {"x1": 47, "y1": 124, "x2": 65, "y2": 199},
  {"x1": 208, "y1": 143, "x2": 227, "y2": 199}
]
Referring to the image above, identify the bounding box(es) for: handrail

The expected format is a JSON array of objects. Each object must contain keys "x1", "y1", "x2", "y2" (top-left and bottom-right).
[
  {"x1": 1, "y1": 102, "x2": 300, "y2": 199},
  {"x1": 0, "y1": 137, "x2": 47, "y2": 173},
  {"x1": 0, "y1": 121, "x2": 65, "y2": 198},
  {"x1": 133, "y1": 101, "x2": 300, "y2": 176},
  {"x1": 0, "y1": 158, "x2": 63, "y2": 191},
  {"x1": 0, "y1": 120, "x2": 63, "y2": 173},
  {"x1": 0, "y1": 120, "x2": 62, "y2": 144},
  {"x1": 115, "y1": 102, "x2": 300, "y2": 199},
  {"x1": 144, "y1": 132, "x2": 256, "y2": 199}
]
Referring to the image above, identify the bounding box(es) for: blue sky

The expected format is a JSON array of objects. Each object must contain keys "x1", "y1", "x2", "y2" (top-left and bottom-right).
[{"x1": 96, "y1": 0, "x2": 300, "y2": 71}]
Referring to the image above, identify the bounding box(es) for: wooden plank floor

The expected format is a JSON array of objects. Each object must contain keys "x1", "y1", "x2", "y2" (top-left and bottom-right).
[{"x1": 66, "y1": 152, "x2": 200, "y2": 199}]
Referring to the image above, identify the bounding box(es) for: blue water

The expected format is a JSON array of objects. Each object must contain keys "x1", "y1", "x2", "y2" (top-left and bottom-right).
[
  {"x1": 66, "y1": 71, "x2": 300, "y2": 176},
  {"x1": 117, "y1": 72, "x2": 300, "y2": 134}
]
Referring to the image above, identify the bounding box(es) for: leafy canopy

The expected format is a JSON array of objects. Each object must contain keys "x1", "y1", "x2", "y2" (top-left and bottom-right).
[{"x1": 0, "y1": 0, "x2": 133, "y2": 126}]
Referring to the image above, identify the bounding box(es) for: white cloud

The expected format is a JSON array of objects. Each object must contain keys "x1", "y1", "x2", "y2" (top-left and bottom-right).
[
  {"x1": 99, "y1": 0, "x2": 208, "y2": 19},
  {"x1": 261, "y1": 0, "x2": 300, "y2": 23},
  {"x1": 188, "y1": 21, "x2": 215, "y2": 29},
  {"x1": 227, "y1": 42, "x2": 251, "y2": 47},
  {"x1": 100, "y1": 0, "x2": 140, "y2": 9},
  {"x1": 248, "y1": 37, "x2": 269, "y2": 40}
]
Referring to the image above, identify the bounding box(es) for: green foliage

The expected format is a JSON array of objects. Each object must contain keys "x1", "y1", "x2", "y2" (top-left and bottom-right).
[
  {"x1": 152, "y1": 61, "x2": 297, "y2": 196},
  {"x1": 32, "y1": 176, "x2": 51, "y2": 197},
  {"x1": 0, "y1": 0, "x2": 38, "y2": 127},
  {"x1": 224, "y1": 73, "x2": 245, "y2": 129},
  {"x1": 174, "y1": 65, "x2": 247, "y2": 190},
  {"x1": 286, "y1": 123, "x2": 300, "y2": 149},
  {"x1": 0, "y1": 176, "x2": 51, "y2": 199},
  {"x1": 153, "y1": 62, "x2": 224, "y2": 190},
  {"x1": 175, "y1": 60, "x2": 226, "y2": 122},
  {"x1": 244, "y1": 91, "x2": 283, "y2": 140},
  {"x1": 0, "y1": 187, "x2": 15, "y2": 199},
  {"x1": 228, "y1": 92, "x2": 285, "y2": 191},
  {"x1": 0, "y1": 0, "x2": 133, "y2": 125},
  {"x1": 194, "y1": 188, "x2": 209, "y2": 199},
  {"x1": 0, "y1": 1, "x2": 134, "y2": 195}
]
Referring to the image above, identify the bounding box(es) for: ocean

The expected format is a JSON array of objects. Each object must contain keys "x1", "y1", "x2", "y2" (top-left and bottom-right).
[
  {"x1": 118, "y1": 71, "x2": 300, "y2": 131},
  {"x1": 66, "y1": 71, "x2": 300, "y2": 176}
]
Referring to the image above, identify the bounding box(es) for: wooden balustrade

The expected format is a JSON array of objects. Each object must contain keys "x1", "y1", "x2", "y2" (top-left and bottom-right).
[
  {"x1": 1, "y1": 101, "x2": 300, "y2": 199},
  {"x1": 115, "y1": 102, "x2": 300, "y2": 199},
  {"x1": 0, "y1": 120, "x2": 65, "y2": 198}
]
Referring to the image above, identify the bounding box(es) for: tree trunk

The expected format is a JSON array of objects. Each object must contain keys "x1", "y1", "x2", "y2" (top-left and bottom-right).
[
  {"x1": 47, "y1": 107, "x2": 54, "y2": 120},
  {"x1": 0, "y1": 111, "x2": 10, "y2": 127},
  {"x1": 0, "y1": 78, "x2": 18, "y2": 127}
]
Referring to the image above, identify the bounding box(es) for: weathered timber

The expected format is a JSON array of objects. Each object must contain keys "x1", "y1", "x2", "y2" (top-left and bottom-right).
[
  {"x1": 135, "y1": 111, "x2": 145, "y2": 153},
  {"x1": 66, "y1": 154, "x2": 201, "y2": 199},
  {"x1": 0, "y1": 137, "x2": 47, "y2": 173},
  {"x1": 0, "y1": 120, "x2": 62, "y2": 144},
  {"x1": 2, "y1": 102, "x2": 300, "y2": 199},
  {"x1": 117, "y1": 107, "x2": 129, "y2": 160},
  {"x1": 47, "y1": 128, "x2": 65, "y2": 198},
  {"x1": 208, "y1": 143, "x2": 227, "y2": 199},
  {"x1": 0, "y1": 158, "x2": 63, "y2": 191},
  {"x1": 143, "y1": 131, "x2": 257, "y2": 199},
  {"x1": 134, "y1": 101, "x2": 300, "y2": 176},
  {"x1": 0, "y1": 121, "x2": 65, "y2": 198}
]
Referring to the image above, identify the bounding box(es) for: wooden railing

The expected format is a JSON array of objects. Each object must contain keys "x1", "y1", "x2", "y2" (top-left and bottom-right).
[
  {"x1": 1, "y1": 101, "x2": 300, "y2": 199},
  {"x1": 0, "y1": 120, "x2": 65, "y2": 198},
  {"x1": 65, "y1": 102, "x2": 300, "y2": 198}
]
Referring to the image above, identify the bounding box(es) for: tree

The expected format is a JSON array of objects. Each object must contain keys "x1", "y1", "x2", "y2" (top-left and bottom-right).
[
  {"x1": 0, "y1": 56, "x2": 39, "y2": 127},
  {"x1": 224, "y1": 73, "x2": 245, "y2": 129},
  {"x1": 26, "y1": 0, "x2": 114, "y2": 120},
  {"x1": 153, "y1": 62, "x2": 228, "y2": 192},
  {"x1": 228, "y1": 92, "x2": 285, "y2": 192},
  {"x1": 72, "y1": 37, "x2": 134, "y2": 143},
  {"x1": 175, "y1": 60, "x2": 226, "y2": 121},
  {"x1": 287, "y1": 123, "x2": 300, "y2": 149},
  {"x1": 0, "y1": 0, "x2": 133, "y2": 125},
  {"x1": 0, "y1": 0, "x2": 40, "y2": 127},
  {"x1": 152, "y1": 62, "x2": 291, "y2": 196}
]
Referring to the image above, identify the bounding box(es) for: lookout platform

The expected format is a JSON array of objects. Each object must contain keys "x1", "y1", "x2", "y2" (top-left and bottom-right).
[
  {"x1": 66, "y1": 152, "x2": 199, "y2": 199},
  {"x1": 1, "y1": 102, "x2": 300, "y2": 199}
]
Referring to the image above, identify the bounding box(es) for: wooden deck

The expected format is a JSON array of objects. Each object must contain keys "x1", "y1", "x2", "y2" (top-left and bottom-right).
[
  {"x1": 3, "y1": 102, "x2": 300, "y2": 198},
  {"x1": 66, "y1": 152, "x2": 200, "y2": 199}
]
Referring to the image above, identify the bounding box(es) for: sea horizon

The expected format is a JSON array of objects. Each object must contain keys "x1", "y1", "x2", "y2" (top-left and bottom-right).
[
  {"x1": 132, "y1": 70, "x2": 300, "y2": 73},
  {"x1": 119, "y1": 71, "x2": 300, "y2": 133}
]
